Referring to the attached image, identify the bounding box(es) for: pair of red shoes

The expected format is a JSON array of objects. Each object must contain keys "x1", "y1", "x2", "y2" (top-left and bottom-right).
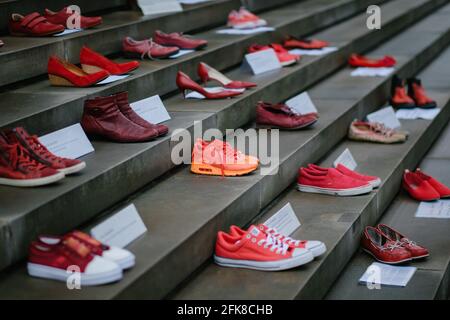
[
  {"x1": 8, "y1": 8, "x2": 102, "y2": 37},
  {"x1": 248, "y1": 43, "x2": 300, "y2": 66},
  {"x1": 348, "y1": 54, "x2": 396, "y2": 68},
  {"x1": 403, "y1": 169, "x2": 450, "y2": 201},
  {"x1": 81, "y1": 91, "x2": 168, "y2": 143},
  {"x1": 256, "y1": 101, "x2": 318, "y2": 129},
  {"x1": 362, "y1": 225, "x2": 429, "y2": 264},
  {"x1": 390, "y1": 76, "x2": 437, "y2": 109},
  {"x1": 48, "y1": 46, "x2": 139, "y2": 87},
  {"x1": 297, "y1": 164, "x2": 380, "y2": 196}
]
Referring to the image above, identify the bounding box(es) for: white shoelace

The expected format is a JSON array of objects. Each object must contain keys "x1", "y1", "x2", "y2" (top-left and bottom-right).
[
  {"x1": 266, "y1": 227, "x2": 301, "y2": 246},
  {"x1": 381, "y1": 241, "x2": 403, "y2": 251},
  {"x1": 257, "y1": 234, "x2": 289, "y2": 255}
]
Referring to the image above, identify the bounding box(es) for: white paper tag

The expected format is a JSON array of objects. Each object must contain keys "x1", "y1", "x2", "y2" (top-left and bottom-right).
[
  {"x1": 91, "y1": 204, "x2": 147, "y2": 248},
  {"x1": 333, "y1": 148, "x2": 357, "y2": 170},
  {"x1": 415, "y1": 200, "x2": 450, "y2": 219},
  {"x1": 169, "y1": 49, "x2": 195, "y2": 59},
  {"x1": 359, "y1": 262, "x2": 416, "y2": 287},
  {"x1": 288, "y1": 47, "x2": 338, "y2": 56},
  {"x1": 184, "y1": 87, "x2": 245, "y2": 99},
  {"x1": 53, "y1": 29, "x2": 83, "y2": 37},
  {"x1": 396, "y1": 108, "x2": 440, "y2": 120},
  {"x1": 97, "y1": 74, "x2": 130, "y2": 85},
  {"x1": 39, "y1": 123, "x2": 94, "y2": 159},
  {"x1": 216, "y1": 27, "x2": 275, "y2": 35},
  {"x1": 130, "y1": 95, "x2": 171, "y2": 124},
  {"x1": 351, "y1": 67, "x2": 395, "y2": 77},
  {"x1": 263, "y1": 203, "x2": 301, "y2": 236},
  {"x1": 244, "y1": 49, "x2": 282, "y2": 75},
  {"x1": 285, "y1": 92, "x2": 318, "y2": 115},
  {"x1": 137, "y1": 0, "x2": 183, "y2": 15},
  {"x1": 366, "y1": 106, "x2": 401, "y2": 129}
]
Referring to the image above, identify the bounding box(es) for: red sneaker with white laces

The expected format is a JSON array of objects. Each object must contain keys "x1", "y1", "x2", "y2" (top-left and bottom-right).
[
  {"x1": 308, "y1": 163, "x2": 381, "y2": 188},
  {"x1": 214, "y1": 225, "x2": 314, "y2": 271},
  {"x1": 248, "y1": 44, "x2": 300, "y2": 66},
  {"x1": 403, "y1": 169, "x2": 440, "y2": 201},
  {"x1": 414, "y1": 168, "x2": 450, "y2": 198},
  {"x1": 227, "y1": 7, "x2": 267, "y2": 29}
]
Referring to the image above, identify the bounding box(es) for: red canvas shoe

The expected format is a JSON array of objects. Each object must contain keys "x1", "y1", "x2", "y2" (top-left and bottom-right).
[
  {"x1": 214, "y1": 225, "x2": 314, "y2": 271},
  {"x1": 377, "y1": 224, "x2": 429, "y2": 260},
  {"x1": 8, "y1": 12, "x2": 64, "y2": 36},
  {"x1": 122, "y1": 37, "x2": 179, "y2": 59},
  {"x1": 27, "y1": 237, "x2": 122, "y2": 285},
  {"x1": 80, "y1": 46, "x2": 139, "y2": 75},
  {"x1": 297, "y1": 166, "x2": 373, "y2": 196},
  {"x1": 3, "y1": 127, "x2": 86, "y2": 175},
  {"x1": 403, "y1": 170, "x2": 440, "y2": 201},
  {"x1": 414, "y1": 169, "x2": 450, "y2": 198},
  {"x1": 390, "y1": 76, "x2": 416, "y2": 109},
  {"x1": 44, "y1": 7, "x2": 102, "y2": 29},
  {"x1": 361, "y1": 226, "x2": 412, "y2": 264},
  {"x1": 407, "y1": 78, "x2": 437, "y2": 109},
  {"x1": 283, "y1": 36, "x2": 329, "y2": 50},
  {"x1": 153, "y1": 30, "x2": 207, "y2": 50},
  {"x1": 256, "y1": 101, "x2": 318, "y2": 129},
  {"x1": 308, "y1": 163, "x2": 381, "y2": 188},
  {"x1": 198, "y1": 62, "x2": 256, "y2": 89},
  {"x1": 38, "y1": 231, "x2": 135, "y2": 270},
  {"x1": 248, "y1": 44, "x2": 300, "y2": 66},
  {"x1": 348, "y1": 54, "x2": 396, "y2": 68},
  {"x1": 227, "y1": 7, "x2": 267, "y2": 29}
]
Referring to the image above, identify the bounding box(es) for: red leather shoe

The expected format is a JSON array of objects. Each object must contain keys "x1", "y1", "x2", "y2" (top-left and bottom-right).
[
  {"x1": 283, "y1": 36, "x2": 329, "y2": 50},
  {"x1": 44, "y1": 7, "x2": 102, "y2": 29},
  {"x1": 256, "y1": 101, "x2": 317, "y2": 129},
  {"x1": 390, "y1": 75, "x2": 415, "y2": 109},
  {"x1": 81, "y1": 95, "x2": 159, "y2": 142},
  {"x1": 403, "y1": 169, "x2": 440, "y2": 201},
  {"x1": 198, "y1": 62, "x2": 256, "y2": 89},
  {"x1": 153, "y1": 30, "x2": 207, "y2": 50},
  {"x1": 122, "y1": 37, "x2": 179, "y2": 59},
  {"x1": 8, "y1": 12, "x2": 64, "y2": 36},
  {"x1": 80, "y1": 46, "x2": 139, "y2": 75},
  {"x1": 361, "y1": 226, "x2": 412, "y2": 264},
  {"x1": 47, "y1": 55, "x2": 109, "y2": 87},
  {"x1": 176, "y1": 71, "x2": 243, "y2": 100},
  {"x1": 348, "y1": 54, "x2": 396, "y2": 68},
  {"x1": 308, "y1": 163, "x2": 381, "y2": 188},
  {"x1": 407, "y1": 78, "x2": 437, "y2": 109},
  {"x1": 248, "y1": 44, "x2": 300, "y2": 66},
  {"x1": 414, "y1": 169, "x2": 450, "y2": 198},
  {"x1": 377, "y1": 224, "x2": 429, "y2": 259}
]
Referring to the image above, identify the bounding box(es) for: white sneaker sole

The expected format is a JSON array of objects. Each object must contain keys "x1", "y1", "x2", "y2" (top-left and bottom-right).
[
  {"x1": 369, "y1": 178, "x2": 381, "y2": 188},
  {"x1": 0, "y1": 172, "x2": 65, "y2": 187},
  {"x1": 116, "y1": 255, "x2": 136, "y2": 270},
  {"x1": 58, "y1": 161, "x2": 86, "y2": 175},
  {"x1": 281, "y1": 59, "x2": 297, "y2": 67},
  {"x1": 308, "y1": 243, "x2": 327, "y2": 258},
  {"x1": 27, "y1": 263, "x2": 123, "y2": 286},
  {"x1": 297, "y1": 184, "x2": 373, "y2": 196},
  {"x1": 214, "y1": 251, "x2": 314, "y2": 271}
]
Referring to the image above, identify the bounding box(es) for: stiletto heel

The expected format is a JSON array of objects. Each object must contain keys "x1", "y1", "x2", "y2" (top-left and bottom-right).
[{"x1": 197, "y1": 62, "x2": 257, "y2": 89}]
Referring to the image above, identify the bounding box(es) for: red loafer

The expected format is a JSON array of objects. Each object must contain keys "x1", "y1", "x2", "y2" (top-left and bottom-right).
[
  {"x1": 8, "y1": 12, "x2": 64, "y2": 37},
  {"x1": 348, "y1": 54, "x2": 396, "y2": 68},
  {"x1": 377, "y1": 224, "x2": 429, "y2": 259},
  {"x1": 414, "y1": 169, "x2": 450, "y2": 198},
  {"x1": 80, "y1": 46, "x2": 139, "y2": 75},
  {"x1": 403, "y1": 169, "x2": 440, "y2": 201},
  {"x1": 153, "y1": 30, "x2": 208, "y2": 50},
  {"x1": 44, "y1": 7, "x2": 102, "y2": 29}
]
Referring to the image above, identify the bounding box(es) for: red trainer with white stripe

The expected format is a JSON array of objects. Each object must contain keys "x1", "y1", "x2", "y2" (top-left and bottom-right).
[
  {"x1": 214, "y1": 225, "x2": 314, "y2": 271},
  {"x1": 308, "y1": 163, "x2": 381, "y2": 188}
]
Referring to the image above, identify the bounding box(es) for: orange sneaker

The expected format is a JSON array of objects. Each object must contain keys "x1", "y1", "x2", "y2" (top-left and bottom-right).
[{"x1": 191, "y1": 139, "x2": 259, "y2": 176}]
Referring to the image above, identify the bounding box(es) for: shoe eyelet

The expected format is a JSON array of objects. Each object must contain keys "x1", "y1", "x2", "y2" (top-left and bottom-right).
[
  {"x1": 246, "y1": 234, "x2": 251, "y2": 239},
  {"x1": 251, "y1": 238, "x2": 256, "y2": 243}
]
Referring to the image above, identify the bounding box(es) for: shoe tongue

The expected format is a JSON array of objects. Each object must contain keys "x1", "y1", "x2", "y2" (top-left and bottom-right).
[{"x1": 247, "y1": 225, "x2": 262, "y2": 238}]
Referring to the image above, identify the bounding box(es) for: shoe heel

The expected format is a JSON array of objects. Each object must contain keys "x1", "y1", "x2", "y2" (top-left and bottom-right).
[
  {"x1": 48, "y1": 74, "x2": 74, "y2": 87},
  {"x1": 81, "y1": 64, "x2": 104, "y2": 74}
]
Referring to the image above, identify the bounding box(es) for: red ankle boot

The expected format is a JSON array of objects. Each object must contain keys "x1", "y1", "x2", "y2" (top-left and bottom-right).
[
  {"x1": 390, "y1": 75, "x2": 415, "y2": 109},
  {"x1": 407, "y1": 78, "x2": 437, "y2": 109}
]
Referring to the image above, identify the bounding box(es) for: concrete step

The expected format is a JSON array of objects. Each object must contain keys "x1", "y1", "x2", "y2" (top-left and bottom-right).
[
  {"x1": 173, "y1": 40, "x2": 450, "y2": 300},
  {"x1": 0, "y1": 1, "x2": 448, "y2": 298},
  {"x1": 242, "y1": 0, "x2": 298, "y2": 12}
]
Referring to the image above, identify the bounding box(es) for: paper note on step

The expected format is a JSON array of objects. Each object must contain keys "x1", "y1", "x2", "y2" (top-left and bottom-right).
[
  {"x1": 53, "y1": 28, "x2": 83, "y2": 37},
  {"x1": 169, "y1": 49, "x2": 195, "y2": 59},
  {"x1": 366, "y1": 106, "x2": 401, "y2": 129},
  {"x1": 130, "y1": 95, "x2": 171, "y2": 124},
  {"x1": 97, "y1": 74, "x2": 129, "y2": 85},
  {"x1": 288, "y1": 47, "x2": 338, "y2": 56},
  {"x1": 359, "y1": 262, "x2": 416, "y2": 287},
  {"x1": 396, "y1": 108, "x2": 440, "y2": 120},
  {"x1": 263, "y1": 203, "x2": 301, "y2": 236},
  {"x1": 137, "y1": 0, "x2": 182, "y2": 15},
  {"x1": 184, "y1": 87, "x2": 245, "y2": 99},
  {"x1": 415, "y1": 200, "x2": 450, "y2": 219},
  {"x1": 285, "y1": 91, "x2": 318, "y2": 115},
  {"x1": 351, "y1": 67, "x2": 395, "y2": 77},
  {"x1": 244, "y1": 49, "x2": 282, "y2": 75},
  {"x1": 216, "y1": 27, "x2": 275, "y2": 35},
  {"x1": 333, "y1": 148, "x2": 357, "y2": 170}
]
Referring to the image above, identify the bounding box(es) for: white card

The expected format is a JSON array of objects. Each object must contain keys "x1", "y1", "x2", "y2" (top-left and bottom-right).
[
  {"x1": 130, "y1": 95, "x2": 171, "y2": 124},
  {"x1": 137, "y1": 0, "x2": 183, "y2": 15},
  {"x1": 91, "y1": 204, "x2": 147, "y2": 248},
  {"x1": 333, "y1": 148, "x2": 357, "y2": 170},
  {"x1": 351, "y1": 67, "x2": 395, "y2": 77},
  {"x1": 285, "y1": 92, "x2": 318, "y2": 115},
  {"x1": 415, "y1": 200, "x2": 450, "y2": 219},
  {"x1": 396, "y1": 108, "x2": 440, "y2": 120},
  {"x1": 359, "y1": 262, "x2": 416, "y2": 287},
  {"x1": 39, "y1": 123, "x2": 94, "y2": 159},
  {"x1": 169, "y1": 49, "x2": 195, "y2": 59},
  {"x1": 216, "y1": 27, "x2": 275, "y2": 35},
  {"x1": 288, "y1": 47, "x2": 338, "y2": 56},
  {"x1": 366, "y1": 106, "x2": 401, "y2": 129},
  {"x1": 263, "y1": 203, "x2": 301, "y2": 236},
  {"x1": 184, "y1": 87, "x2": 245, "y2": 99},
  {"x1": 244, "y1": 49, "x2": 282, "y2": 75},
  {"x1": 53, "y1": 28, "x2": 83, "y2": 37},
  {"x1": 96, "y1": 74, "x2": 130, "y2": 85}
]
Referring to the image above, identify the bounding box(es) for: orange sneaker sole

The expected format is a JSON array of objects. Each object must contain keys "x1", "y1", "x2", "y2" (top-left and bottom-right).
[{"x1": 191, "y1": 163, "x2": 257, "y2": 176}]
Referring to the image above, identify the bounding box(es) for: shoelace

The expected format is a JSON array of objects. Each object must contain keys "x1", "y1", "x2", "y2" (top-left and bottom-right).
[
  {"x1": 8, "y1": 143, "x2": 47, "y2": 172},
  {"x1": 27, "y1": 135, "x2": 60, "y2": 163},
  {"x1": 381, "y1": 241, "x2": 403, "y2": 252},
  {"x1": 266, "y1": 227, "x2": 303, "y2": 246},
  {"x1": 138, "y1": 38, "x2": 161, "y2": 60},
  {"x1": 401, "y1": 238, "x2": 417, "y2": 247},
  {"x1": 257, "y1": 234, "x2": 289, "y2": 255},
  {"x1": 371, "y1": 122, "x2": 396, "y2": 137}
]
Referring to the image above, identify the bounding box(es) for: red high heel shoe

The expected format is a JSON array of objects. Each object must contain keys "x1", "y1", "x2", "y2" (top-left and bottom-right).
[
  {"x1": 176, "y1": 71, "x2": 243, "y2": 100},
  {"x1": 198, "y1": 62, "x2": 256, "y2": 89},
  {"x1": 47, "y1": 55, "x2": 109, "y2": 87},
  {"x1": 80, "y1": 46, "x2": 139, "y2": 76}
]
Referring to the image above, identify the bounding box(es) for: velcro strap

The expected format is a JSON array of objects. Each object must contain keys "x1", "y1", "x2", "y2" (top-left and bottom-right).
[
  {"x1": 63, "y1": 237, "x2": 91, "y2": 258},
  {"x1": 20, "y1": 12, "x2": 42, "y2": 27},
  {"x1": 27, "y1": 16, "x2": 47, "y2": 29}
]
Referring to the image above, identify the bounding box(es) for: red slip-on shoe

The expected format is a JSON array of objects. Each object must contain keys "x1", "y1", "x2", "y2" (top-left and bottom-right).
[
  {"x1": 44, "y1": 7, "x2": 102, "y2": 29},
  {"x1": 122, "y1": 37, "x2": 179, "y2": 60},
  {"x1": 3, "y1": 127, "x2": 86, "y2": 175},
  {"x1": 283, "y1": 36, "x2": 329, "y2": 50},
  {"x1": 80, "y1": 46, "x2": 139, "y2": 75},
  {"x1": 361, "y1": 226, "x2": 412, "y2": 264},
  {"x1": 47, "y1": 55, "x2": 109, "y2": 87},
  {"x1": 377, "y1": 224, "x2": 429, "y2": 260},
  {"x1": 403, "y1": 170, "x2": 440, "y2": 201},
  {"x1": 390, "y1": 75, "x2": 416, "y2": 109},
  {"x1": 153, "y1": 30, "x2": 207, "y2": 50},
  {"x1": 348, "y1": 54, "x2": 396, "y2": 68},
  {"x1": 38, "y1": 231, "x2": 135, "y2": 270},
  {"x1": 407, "y1": 78, "x2": 437, "y2": 109},
  {"x1": 297, "y1": 166, "x2": 373, "y2": 196},
  {"x1": 8, "y1": 12, "x2": 64, "y2": 37},
  {"x1": 214, "y1": 226, "x2": 314, "y2": 271},
  {"x1": 248, "y1": 44, "x2": 300, "y2": 67},
  {"x1": 414, "y1": 169, "x2": 450, "y2": 198},
  {"x1": 307, "y1": 163, "x2": 380, "y2": 188},
  {"x1": 27, "y1": 237, "x2": 123, "y2": 286},
  {"x1": 198, "y1": 62, "x2": 256, "y2": 89},
  {"x1": 256, "y1": 101, "x2": 318, "y2": 130}
]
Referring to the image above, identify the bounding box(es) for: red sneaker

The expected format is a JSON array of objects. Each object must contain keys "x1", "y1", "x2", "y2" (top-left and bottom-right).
[
  {"x1": 80, "y1": 46, "x2": 139, "y2": 76},
  {"x1": 390, "y1": 76, "x2": 416, "y2": 109},
  {"x1": 256, "y1": 101, "x2": 318, "y2": 129},
  {"x1": 407, "y1": 78, "x2": 437, "y2": 109},
  {"x1": 308, "y1": 163, "x2": 381, "y2": 188},
  {"x1": 297, "y1": 166, "x2": 373, "y2": 196},
  {"x1": 361, "y1": 226, "x2": 412, "y2": 264},
  {"x1": 414, "y1": 169, "x2": 450, "y2": 198},
  {"x1": 283, "y1": 36, "x2": 329, "y2": 50},
  {"x1": 348, "y1": 54, "x2": 396, "y2": 68},
  {"x1": 227, "y1": 7, "x2": 267, "y2": 29},
  {"x1": 8, "y1": 12, "x2": 64, "y2": 37},
  {"x1": 27, "y1": 237, "x2": 122, "y2": 286},
  {"x1": 248, "y1": 44, "x2": 300, "y2": 66},
  {"x1": 214, "y1": 225, "x2": 314, "y2": 271},
  {"x1": 44, "y1": 7, "x2": 102, "y2": 29},
  {"x1": 153, "y1": 30, "x2": 208, "y2": 50},
  {"x1": 402, "y1": 170, "x2": 440, "y2": 201},
  {"x1": 377, "y1": 224, "x2": 429, "y2": 260},
  {"x1": 122, "y1": 37, "x2": 179, "y2": 59}
]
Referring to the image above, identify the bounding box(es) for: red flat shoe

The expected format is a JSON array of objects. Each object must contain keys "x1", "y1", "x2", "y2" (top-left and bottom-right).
[
  {"x1": 402, "y1": 169, "x2": 440, "y2": 201},
  {"x1": 415, "y1": 169, "x2": 450, "y2": 198},
  {"x1": 283, "y1": 36, "x2": 329, "y2": 50},
  {"x1": 44, "y1": 7, "x2": 102, "y2": 29},
  {"x1": 377, "y1": 224, "x2": 429, "y2": 259},
  {"x1": 198, "y1": 62, "x2": 256, "y2": 89},
  {"x1": 80, "y1": 46, "x2": 139, "y2": 76},
  {"x1": 248, "y1": 44, "x2": 300, "y2": 66},
  {"x1": 176, "y1": 71, "x2": 243, "y2": 100},
  {"x1": 348, "y1": 54, "x2": 396, "y2": 68},
  {"x1": 8, "y1": 12, "x2": 64, "y2": 37},
  {"x1": 47, "y1": 55, "x2": 109, "y2": 87},
  {"x1": 154, "y1": 30, "x2": 207, "y2": 50}
]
